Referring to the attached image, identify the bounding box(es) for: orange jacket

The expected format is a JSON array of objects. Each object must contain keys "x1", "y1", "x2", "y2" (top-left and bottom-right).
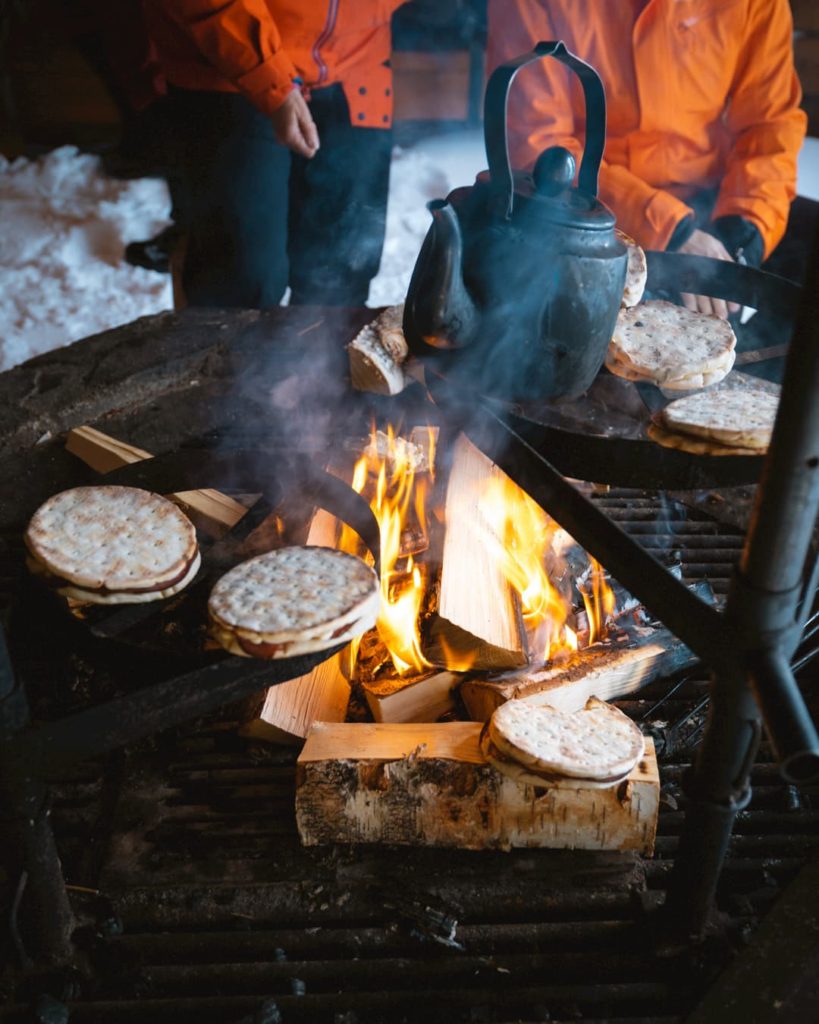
[
  {"x1": 487, "y1": 0, "x2": 807, "y2": 257},
  {"x1": 143, "y1": 1, "x2": 404, "y2": 128}
]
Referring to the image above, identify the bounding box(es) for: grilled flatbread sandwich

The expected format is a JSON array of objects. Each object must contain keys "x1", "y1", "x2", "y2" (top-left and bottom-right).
[
  {"x1": 484, "y1": 696, "x2": 645, "y2": 788},
  {"x1": 606, "y1": 300, "x2": 736, "y2": 389},
  {"x1": 208, "y1": 546, "x2": 380, "y2": 659},
  {"x1": 659, "y1": 381, "x2": 778, "y2": 450},
  {"x1": 25, "y1": 485, "x2": 200, "y2": 604},
  {"x1": 615, "y1": 229, "x2": 647, "y2": 308}
]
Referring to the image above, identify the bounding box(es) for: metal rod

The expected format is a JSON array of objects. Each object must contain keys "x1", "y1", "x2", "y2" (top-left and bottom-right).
[
  {"x1": 448, "y1": 393, "x2": 732, "y2": 671},
  {"x1": 750, "y1": 649, "x2": 819, "y2": 783},
  {"x1": 668, "y1": 215, "x2": 819, "y2": 937},
  {"x1": 8, "y1": 653, "x2": 327, "y2": 779},
  {"x1": 0, "y1": 627, "x2": 75, "y2": 963}
]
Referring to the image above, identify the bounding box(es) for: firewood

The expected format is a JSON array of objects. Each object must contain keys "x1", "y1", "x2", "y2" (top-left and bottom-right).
[
  {"x1": 241, "y1": 651, "x2": 350, "y2": 746},
  {"x1": 460, "y1": 626, "x2": 695, "y2": 722},
  {"x1": 240, "y1": 488, "x2": 350, "y2": 745},
  {"x1": 346, "y1": 306, "x2": 409, "y2": 395},
  {"x1": 362, "y1": 670, "x2": 459, "y2": 724},
  {"x1": 423, "y1": 434, "x2": 527, "y2": 671},
  {"x1": 65, "y1": 425, "x2": 250, "y2": 538},
  {"x1": 296, "y1": 722, "x2": 659, "y2": 853}
]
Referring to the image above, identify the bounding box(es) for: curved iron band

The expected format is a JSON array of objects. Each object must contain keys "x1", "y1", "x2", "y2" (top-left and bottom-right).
[
  {"x1": 103, "y1": 447, "x2": 381, "y2": 570},
  {"x1": 484, "y1": 40, "x2": 605, "y2": 217},
  {"x1": 11, "y1": 450, "x2": 380, "y2": 778},
  {"x1": 645, "y1": 250, "x2": 801, "y2": 313}
]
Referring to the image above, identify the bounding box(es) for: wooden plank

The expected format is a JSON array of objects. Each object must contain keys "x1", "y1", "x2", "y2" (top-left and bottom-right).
[
  {"x1": 424, "y1": 434, "x2": 527, "y2": 671},
  {"x1": 296, "y1": 722, "x2": 659, "y2": 853},
  {"x1": 65, "y1": 425, "x2": 249, "y2": 537},
  {"x1": 460, "y1": 627, "x2": 695, "y2": 722}
]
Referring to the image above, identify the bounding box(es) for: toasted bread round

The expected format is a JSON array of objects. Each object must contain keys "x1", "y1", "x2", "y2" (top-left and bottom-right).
[
  {"x1": 647, "y1": 421, "x2": 764, "y2": 457},
  {"x1": 615, "y1": 229, "x2": 647, "y2": 308},
  {"x1": 25, "y1": 485, "x2": 199, "y2": 598},
  {"x1": 488, "y1": 696, "x2": 645, "y2": 780},
  {"x1": 479, "y1": 726, "x2": 631, "y2": 790},
  {"x1": 208, "y1": 546, "x2": 380, "y2": 659},
  {"x1": 660, "y1": 382, "x2": 778, "y2": 449},
  {"x1": 607, "y1": 300, "x2": 736, "y2": 387}
]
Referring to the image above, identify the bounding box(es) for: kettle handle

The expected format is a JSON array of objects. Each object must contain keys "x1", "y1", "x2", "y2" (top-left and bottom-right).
[{"x1": 484, "y1": 39, "x2": 606, "y2": 219}]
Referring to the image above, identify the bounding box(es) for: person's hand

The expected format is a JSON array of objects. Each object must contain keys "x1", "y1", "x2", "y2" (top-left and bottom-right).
[
  {"x1": 677, "y1": 229, "x2": 740, "y2": 320},
  {"x1": 271, "y1": 89, "x2": 319, "y2": 159}
]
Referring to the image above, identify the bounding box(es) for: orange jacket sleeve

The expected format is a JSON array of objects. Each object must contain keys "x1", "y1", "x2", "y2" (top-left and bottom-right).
[
  {"x1": 159, "y1": 0, "x2": 298, "y2": 117},
  {"x1": 712, "y1": 0, "x2": 806, "y2": 258},
  {"x1": 486, "y1": 2, "x2": 694, "y2": 252}
]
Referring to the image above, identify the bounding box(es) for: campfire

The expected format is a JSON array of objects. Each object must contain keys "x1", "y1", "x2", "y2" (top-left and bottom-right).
[
  {"x1": 342, "y1": 423, "x2": 617, "y2": 684},
  {"x1": 250, "y1": 423, "x2": 694, "y2": 752}
]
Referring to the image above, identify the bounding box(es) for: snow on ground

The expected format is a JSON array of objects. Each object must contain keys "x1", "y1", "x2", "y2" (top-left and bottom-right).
[
  {"x1": 1, "y1": 130, "x2": 817, "y2": 372},
  {"x1": 0, "y1": 147, "x2": 173, "y2": 371}
]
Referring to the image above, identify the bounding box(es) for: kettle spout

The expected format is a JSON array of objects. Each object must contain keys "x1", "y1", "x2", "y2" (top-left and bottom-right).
[{"x1": 404, "y1": 197, "x2": 478, "y2": 352}]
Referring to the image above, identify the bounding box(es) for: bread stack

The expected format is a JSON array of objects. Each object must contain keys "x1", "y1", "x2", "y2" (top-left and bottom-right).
[
  {"x1": 648, "y1": 379, "x2": 779, "y2": 456},
  {"x1": 606, "y1": 299, "x2": 736, "y2": 390},
  {"x1": 208, "y1": 546, "x2": 379, "y2": 659},
  {"x1": 481, "y1": 696, "x2": 645, "y2": 789},
  {"x1": 25, "y1": 485, "x2": 200, "y2": 604},
  {"x1": 615, "y1": 229, "x2": 647, "y2": 308}
]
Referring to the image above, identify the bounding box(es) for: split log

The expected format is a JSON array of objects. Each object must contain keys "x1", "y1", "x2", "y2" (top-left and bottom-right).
[
  {"x1": 240, "y1": 486, "x2": 350, "y2": 745},
  {"x1": 296, "y1": 722, "x2": 659, "y2": 853},
  {"x1": 65, "y1": 425, "x2": 250, "y2": 538},
  {"x1": 362, "y1": 670, "x2": 459, "y2": 724},
  {"x1": 347, "y1": 305, "x2": 409, "y2": 395},
  {"x1": 241, "y1": 651, "x2": 350, "y2": 746},
  {"x1": 423, "y1": 434, "x2": 527, "y2": 671},
  {"x1": 460, "y1": 626, "x2": 695, "y2": 722}
]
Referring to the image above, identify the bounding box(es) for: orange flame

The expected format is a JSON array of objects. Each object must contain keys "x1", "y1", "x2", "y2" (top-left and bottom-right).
[
  {"x1": 351, "y1": 425, "x2": 432, "y2": 676},
  {"x1": 581, "y1": 556, "x2": 616, "y2": 644},
  {"x1": 477, "y1": 476, "x2": 575, "y2": 662}
]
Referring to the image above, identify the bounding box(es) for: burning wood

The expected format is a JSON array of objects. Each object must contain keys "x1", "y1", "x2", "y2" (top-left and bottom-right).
[
  {"x1": 296, "y1": 722, "x2": 659, "y2": 853},
  {"x1": 460, "y1": 625, "x2": 696, "y2": 722},
  {"x1": 423, "y1": 435, "x2": 528, "y2": 671}
]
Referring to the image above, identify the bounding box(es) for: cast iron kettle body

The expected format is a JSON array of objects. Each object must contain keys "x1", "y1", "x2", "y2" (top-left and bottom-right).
[{"x1": 403, "y1": 41, "x2": 627, "y2": 401}]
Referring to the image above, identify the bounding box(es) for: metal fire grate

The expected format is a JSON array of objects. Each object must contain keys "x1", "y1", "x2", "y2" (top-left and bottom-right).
[{"x1": 3, "y1": 488, "x2": 817, "y2": 1024}]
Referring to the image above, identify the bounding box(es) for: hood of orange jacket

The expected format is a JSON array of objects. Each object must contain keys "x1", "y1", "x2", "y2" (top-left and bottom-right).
[
  {"x1": 487, "y1": 0, "x2": 807, "y2": 258},
  {"x1": 144, "y1": 1, "x2": 404, "y2": 129}
]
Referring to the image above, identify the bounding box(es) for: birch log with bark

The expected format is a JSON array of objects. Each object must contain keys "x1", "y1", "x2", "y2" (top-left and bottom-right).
[{"x1": 296, "y1": 722, "x2": 659, "y2": 853}]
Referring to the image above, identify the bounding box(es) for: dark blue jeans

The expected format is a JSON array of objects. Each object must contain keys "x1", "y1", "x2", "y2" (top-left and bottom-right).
[{"x1": 167, "y1": 84, "x2": 393, "y2": 308}]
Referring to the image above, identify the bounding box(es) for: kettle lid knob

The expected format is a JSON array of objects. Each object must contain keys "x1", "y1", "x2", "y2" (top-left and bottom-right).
[{"x1": 533, "y1": 146, "x2": 576, "y2": 197}]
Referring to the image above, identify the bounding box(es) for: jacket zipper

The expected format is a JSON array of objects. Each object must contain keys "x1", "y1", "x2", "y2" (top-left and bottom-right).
[{"x1": 312, "y1": 0, "x2": 339, "y2": 85}]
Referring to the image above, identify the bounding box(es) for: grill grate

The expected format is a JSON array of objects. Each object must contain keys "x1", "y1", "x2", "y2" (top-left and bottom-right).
[{"x1": 2, "y1": 489, "x2": 817, "y2": 1024}]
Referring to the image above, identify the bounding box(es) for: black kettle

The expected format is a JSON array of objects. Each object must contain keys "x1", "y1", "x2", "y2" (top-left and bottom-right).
[{"x1": 403, "y1": 41, "x2": 627, "y2": 402}]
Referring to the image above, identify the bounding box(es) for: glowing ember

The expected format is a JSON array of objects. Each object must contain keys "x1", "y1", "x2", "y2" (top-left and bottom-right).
[{"x1": 352, "y1": 425, "x2": 432, "y2": 676}]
